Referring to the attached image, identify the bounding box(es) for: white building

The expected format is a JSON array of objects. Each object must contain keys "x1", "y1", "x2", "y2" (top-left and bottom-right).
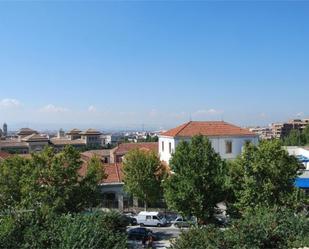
[
  {"x1": 285, "y1": 146, "x2": 309, "y2": 170},
  {"x1": 159, "y1": 121, "x2": 259, "y2": 163}
]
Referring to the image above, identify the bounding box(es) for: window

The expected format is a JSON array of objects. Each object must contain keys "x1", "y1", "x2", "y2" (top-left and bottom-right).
[
  {"x1": 169, "y1": 142, "x2": 172, "y2": 153},
  {"x1": 153, "y1": 216, "x2": 158, "y2": 220},
  {"x1": 146, "y1": 216, "x2": 151, "y2": 220},
  {"x1": 162, "y1": 141, "x2": 164, "y2": 152},
  {"x1": 225, "y1": 140, "x2": 232, "y2": 154}
]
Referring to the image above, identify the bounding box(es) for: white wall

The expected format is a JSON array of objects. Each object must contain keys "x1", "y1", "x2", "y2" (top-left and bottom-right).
[
  {"x1": 159, "y1": 137, "x2": 176, "y2": 163},
  {"x1": 159, "y1": 135, "x2": 258, "y2": 163},
  {"x1": 285, "y1": 146, "x2": 309, "y2": 170}
]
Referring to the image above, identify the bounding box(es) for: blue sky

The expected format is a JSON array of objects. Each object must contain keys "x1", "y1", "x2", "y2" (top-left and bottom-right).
[{"x1": 0, "y1": 1, "x2": 308, "y2": 130}]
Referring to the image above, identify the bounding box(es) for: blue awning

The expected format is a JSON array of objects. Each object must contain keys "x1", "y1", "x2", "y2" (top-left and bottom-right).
[
  {"x1": 295, "y1": 178, "x2": 309, "y2": 188},
  {"x1": 296, "y1": 155, "x2": 309, "y2": 163}
]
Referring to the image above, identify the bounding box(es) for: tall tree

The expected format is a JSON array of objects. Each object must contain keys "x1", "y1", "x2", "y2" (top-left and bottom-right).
[
  {"x1": 163, "y1": 135, "x2": 227, "y2": 224},
  {"x1": 123, "y1": 149, "x2": 163, "y2": 210},
  {"x1": 229, "y1": 140, "x2": 301, "y2": 211}
]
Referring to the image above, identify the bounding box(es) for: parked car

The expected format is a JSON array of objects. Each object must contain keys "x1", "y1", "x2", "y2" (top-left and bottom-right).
[
  {"x1": 171, "y1": 216, "x2": 197, "y2": 228},
  {"x1": 121, "y1": 214, "x2": 137, "y2": 226},
  {"x1": 135, "y1": 211, "x2": 167, "y2": 227},
  {"x1": 127, "y1": 227, "x2": 156, "y2": 241},
  {"x1": 122, "y1": 213, "x2": 137, "y2": 226},
  {"x1": 164, "y1": 212, "x2": 178, "y2": 224}
]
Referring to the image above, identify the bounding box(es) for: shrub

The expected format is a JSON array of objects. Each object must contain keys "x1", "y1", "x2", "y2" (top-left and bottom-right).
[{"x1": 0, "y1": 211, "x2": 127, "y2": 249}]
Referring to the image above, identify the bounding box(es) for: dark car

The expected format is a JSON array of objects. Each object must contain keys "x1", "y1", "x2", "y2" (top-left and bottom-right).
[
  {"x1": 127, "y1": 228, "x2": 156, "y2": 241},
  {"x1": 121, "y1": 215, "x2": 137, "y2": 226}
]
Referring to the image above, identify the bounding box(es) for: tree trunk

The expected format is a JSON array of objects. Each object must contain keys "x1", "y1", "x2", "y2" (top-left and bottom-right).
[{"x1": 144, "y1": 194, "x2": 148, "y2": 211}]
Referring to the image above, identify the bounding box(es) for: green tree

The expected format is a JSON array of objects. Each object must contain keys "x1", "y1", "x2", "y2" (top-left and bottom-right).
[
  {"x1": 0, "y1": 156, "x2": 29, "y2": 211},
  {"x1": 229, "y1": 140, "x2": 301, "y2": 211},
  {"x1": 303, "y1": 124, "x2": 309, "y2": 145},
  {"x1": 170, "y1": 206, "x2": 309, "y2": 249},
  {"x1": 283, "y1": 129, "x2": 305, "y2": 146},
  {"x1": 0, "y1": 146, "x2": 104, "y2": 216},
  {"x1": 123, "y1": 149, "x2": 163, "y2": 210},
  {"x1": 78, "y1": 156, "x2": 106, "y2": 210},
  {"x1": 0, "y1": 211, "x2": 127, "y2": 249},
  {"x1": 163, "y1": 135, "x2": 227, "y2": 224}
]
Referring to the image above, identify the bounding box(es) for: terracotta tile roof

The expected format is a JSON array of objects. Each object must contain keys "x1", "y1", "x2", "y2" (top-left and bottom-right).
[
  {"x1": 103, "y1": 163, "x2": 123, "y2": 183},
  {"x1": 161, "y1": 121, "x2": 256, "y2": 137},
  {"x1": 50, "y1": 138, "x2": 86, "y2": 146},
  {"x1": 114, "y1": 142, "x2": 158, "y2": 155},
  {"x1": 0, "y1": 151, "x2": 12, "y2": 160},
  {"x1": 79, "y1": 160, "x2": 123, "y2": 184},
  {"x1": 81, "y1": 149, "x2": 111, "y2": 159}
]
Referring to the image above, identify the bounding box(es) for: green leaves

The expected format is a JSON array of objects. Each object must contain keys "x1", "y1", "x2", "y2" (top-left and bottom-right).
[
  {"x1": 0, "y1": 145, "x2": 104, "y2": 216},
  {"x1": 228, "y1": 140, "x2": 302, "y2": 212},
  {"x1": 0, "y1": 212, "x2": 127, "y2": 249},
  {"x1": 283, "y1": 124, "x2": 309, "y2": 146},
  {"x1": 123, "y1": 149, "x2": 163, "y2": 209},
  {"x1": 170, "y1": 207, "x2": 309, "y2": 249},
  {"x1": 163, "y1": 135, "x2": 227, "y2": 224}
]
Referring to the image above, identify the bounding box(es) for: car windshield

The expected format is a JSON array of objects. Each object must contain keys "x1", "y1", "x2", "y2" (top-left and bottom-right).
[{"x1": 157, "y1": 214, "x2": 164, "y2": 220}]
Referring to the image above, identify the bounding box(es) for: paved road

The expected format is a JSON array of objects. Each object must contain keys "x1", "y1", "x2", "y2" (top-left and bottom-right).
[{"x1": 127, "y1": 225, "x2": 187, "y2": 249}]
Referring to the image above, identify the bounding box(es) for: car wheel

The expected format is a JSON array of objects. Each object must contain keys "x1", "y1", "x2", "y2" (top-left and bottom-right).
[
  {"x1": 157, "y1": 223, "x2": 161, "y2": 227},
  {"x1": 140, "y1": 223, "x2": 144, "y2": 227}
]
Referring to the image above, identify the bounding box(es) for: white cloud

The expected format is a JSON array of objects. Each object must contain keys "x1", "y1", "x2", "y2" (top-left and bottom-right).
[
  {"x1": 259, "y1": 112, "x2": 267, "y2": 118},
  {"x1": 0, "y1": 98, "x2": 21, "y2": 109},
  {"x1": 39, "y1": 104, "x2": 69, "y2": 113},
  {"x1": 88, "y1": 105, "x2": 97, "y2": 113},
  {"x1": 194, "y1": 108, "x2": 223, "y2": 116},
  {"x1": 296, "y1": 112, "x2": 304, "y2": 117},
  {"x1": 149, "y1": 109, "x2": 158, "y2": 118}
]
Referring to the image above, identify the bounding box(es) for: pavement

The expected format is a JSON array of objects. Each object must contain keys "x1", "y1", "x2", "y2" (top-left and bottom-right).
[{"x1": 127, "y1": 225, "x2": 188, "y2": 249}]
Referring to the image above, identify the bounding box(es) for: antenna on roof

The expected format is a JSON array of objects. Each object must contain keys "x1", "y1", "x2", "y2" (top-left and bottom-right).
[{"x1": 189, "y1": 113, "x2": 192, "y2": 121}]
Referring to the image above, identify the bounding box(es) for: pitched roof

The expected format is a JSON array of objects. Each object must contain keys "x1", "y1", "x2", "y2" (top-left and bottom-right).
[
  {"x1": 103, "y1": 163, "x2": 123, "y2": 183},
  {"x1": 17, "y1": 128, "x2": 38, "y2": 136},
  {"x1": 79, "y1": 160, "x2": 123, "y2": 184},
  {"x1": 81, "y1": 149, "x2": 111, "y2": 159},
  {"x1": 50, "y1": 138, "x2": 86, "y2": 146},
  {"x1": 22, "y1": 134, "x2": 49, "y2": 142},
  {"x1": 80, "y1": 128, "x2": 101, "y2": 135},
  {"x1": 0, "y1": 139, "x2": 29, "y2": 148},
  {"x1": 114, "y1": 142, "x2": 158, "y2": 155},
  {"x1": 161, "y1": 121, "x2": 256, "y2": 137},
  {"x1": 66, "y1": 128, "x2": 82, "y2": 135}
]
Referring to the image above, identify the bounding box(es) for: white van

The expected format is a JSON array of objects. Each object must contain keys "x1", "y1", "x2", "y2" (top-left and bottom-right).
[{"x1": 135, "y1": 211, "x2": 167, "y2": 227}]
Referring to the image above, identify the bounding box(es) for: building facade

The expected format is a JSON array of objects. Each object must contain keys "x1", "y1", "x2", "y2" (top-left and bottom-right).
[
  {"x1": 0, "y1": 127, "x2": 102, "y2": 154},
  {"x1": 159, "y1": 121, "x2": 259, "y2": 163},
  {"x1": 272, "y1": 118, "x2": 309, "y2": 139}
]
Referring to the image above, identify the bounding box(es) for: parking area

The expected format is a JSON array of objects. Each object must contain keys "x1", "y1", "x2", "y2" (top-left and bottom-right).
[{"x1": 127, "y1": 225, "x2": 188, "y2": 249}]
